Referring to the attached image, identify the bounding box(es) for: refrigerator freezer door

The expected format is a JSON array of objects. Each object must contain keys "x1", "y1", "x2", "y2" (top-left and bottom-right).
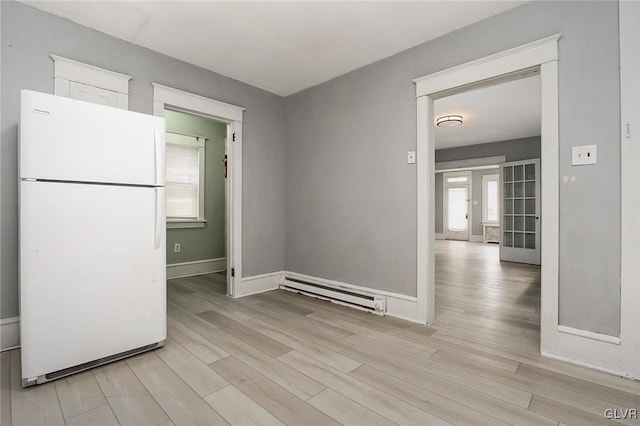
[
  {"x1": 20, "y1": 90, "x2": 165, "y2": 186},
  {"x1": 20, "y1": 181, "x2": 166, "y2": 380}
]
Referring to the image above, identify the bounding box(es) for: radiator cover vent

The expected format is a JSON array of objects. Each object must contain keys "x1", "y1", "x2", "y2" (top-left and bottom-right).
[{"x1": 280, "y1": 276, "x2": 386, "y2": 314}]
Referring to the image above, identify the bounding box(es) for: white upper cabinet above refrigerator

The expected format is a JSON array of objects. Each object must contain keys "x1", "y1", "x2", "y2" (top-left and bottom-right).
[{"x1": 20, "y1": 90, "x2": 165, "y2": 186}]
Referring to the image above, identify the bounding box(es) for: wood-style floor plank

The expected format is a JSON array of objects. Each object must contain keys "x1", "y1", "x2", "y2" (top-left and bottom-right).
[
  {"x1": 204, "y1": 385, "x2": 285, "y2": 426},
  {"x1": 1, "y1": 351, "x2": 12, "y2": 426},
  {"x1": 93, "y1": 361, "x2": 172, "y2": 426},
  {"x1": 53, "y1": 371, "x2": 108, "y2": 419},
  {"x1": 126, "y1": 352, "x2": 229, "y2": 425},
  {"x1": 278, "y1": 350, "x2": 452, "y2": 426},
  {"x1": 209, "y1": 356, "x2": 339, "y2": 426},
  {"x1": 349, "y1": 364, "x2": 510, "y2": 426},
  {"x1": 153, "y1": 337, "x2": 228, "y2": 397},
  {"x1": 340, "y1": 344, "x2": 554, "y2": 426},
  {"x1": 9, "y1": 351, "x2": 65, "y2": 426},
  {"x1": 307, "y1": 388, "x2": 397, "y2": 426},
  {"x1": 5, "y1": 240, "x2": 640, "y2": 425},
  {"x1": 167, "y1": 316, "x2": 229, "y2": 364},
  {"x1": 64, "y1": 404, "x2": 119, "y2": 426}
]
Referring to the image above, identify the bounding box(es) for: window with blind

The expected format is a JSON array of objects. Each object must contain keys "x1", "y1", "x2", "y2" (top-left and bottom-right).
[
  {"x1": 165, "y1": 132, "x2": 206, "y2": 227},
  {"x1": 482, "y1": 174, "x2": 499, "y2": 224}
]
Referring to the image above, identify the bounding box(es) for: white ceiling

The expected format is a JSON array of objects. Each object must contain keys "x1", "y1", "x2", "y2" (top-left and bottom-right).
[
  {"x1": 24, "y1": 1, "x2": 525, "y2": 97},
  {"x1": 434, "y1": 74, "x2": 541, "y2": 150}
]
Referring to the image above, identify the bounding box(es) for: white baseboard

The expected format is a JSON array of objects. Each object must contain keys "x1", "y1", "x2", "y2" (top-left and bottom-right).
[
  {"x1": 167, "y1": 257, "x2": 226, "y2": 279},
  {"x1": 282, "y1": 271, "x2": 420, "y2": 323},
  {"x1": 558, "y1": 325, "x2": 621, "y2": 345},
  {"x1": 435, "y1": 234, "x2": 483, "y2": 243},
  {"x1": 1, "y1": 317, "x2": 20, "y2": 351},
  {"x1": 541, "y1": 350, "x2": 630, "y2": 379},
  {"x1": 233, "y1": 271, "x2": 283, "y2": 298}
]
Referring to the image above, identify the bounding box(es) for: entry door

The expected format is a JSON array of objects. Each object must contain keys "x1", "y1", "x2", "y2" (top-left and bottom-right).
[
  {"x1": 500, "y1": 159, "x2": 541, "y2": 265},
  {"x1": 444, "y1": 172, "x2": 471, "y2": 241}
]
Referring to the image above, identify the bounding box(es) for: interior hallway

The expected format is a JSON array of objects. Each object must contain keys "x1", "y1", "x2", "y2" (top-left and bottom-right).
[{"x1": 2, "y1": 256, "x2": 640, "y2": 425}]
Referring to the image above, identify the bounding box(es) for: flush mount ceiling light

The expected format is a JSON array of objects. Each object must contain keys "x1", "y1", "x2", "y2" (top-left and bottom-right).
[{"x1": 436, "y1": 115, "x2": 463, "y2": 127}]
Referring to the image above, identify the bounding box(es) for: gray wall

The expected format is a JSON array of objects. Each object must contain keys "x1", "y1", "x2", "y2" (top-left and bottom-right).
[
  {"x1": 0, "y1": 1, "x2": 286, "y2": 320},
  {"x1": 435, "y1": 137, "x2": 541, "y2": 235},
  {"x1": 164, "y1": 110, "x2": 227, "y2": 264},
  {"x1": 285, "y1": 1, "x2": 620, "y2": 336}
]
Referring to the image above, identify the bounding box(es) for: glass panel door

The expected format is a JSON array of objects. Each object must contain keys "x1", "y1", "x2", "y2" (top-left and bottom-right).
[
  {"x1": 500, "y1": 159, "x2": 540, "y2": 265},
  {"x1": 447, "y1": 187, "x2": 468, "y2": 232},
  {"x1": 443, "y1": 171, "x2": 471, "y2": 241}
]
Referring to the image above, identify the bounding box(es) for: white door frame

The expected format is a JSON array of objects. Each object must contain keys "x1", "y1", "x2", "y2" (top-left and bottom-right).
[
  {"x1": 152, "y1": 83, "x2": 244, "y2": 297},
  {"x1": 415, "y1": 34, "x2": 561, "y2": 331},
  {"x1": 416, "y1": 34, "x2": 563, "y2": 356},
  {"x1": 415, "y1": 32, "x2": 639, "y2": 378},
  {"x1": 443, "y1": 171, "x2": 472, "y2": 241},
  {"x1": 620, "y1": 0, "x2": 640, "y2": 379}
]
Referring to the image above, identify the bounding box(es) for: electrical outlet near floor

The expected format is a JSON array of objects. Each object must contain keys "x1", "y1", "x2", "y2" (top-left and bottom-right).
[{"x1": 174, "y1": 243, "x2": 181, "y2": 253}]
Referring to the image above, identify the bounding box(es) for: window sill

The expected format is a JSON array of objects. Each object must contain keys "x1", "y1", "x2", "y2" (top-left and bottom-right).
[
  {"x1": 167, "y1": 219, "x2": 207, "y2": 229},
  {"x1": 482, "y1": 221, "x2": 500, "y2": 226}
]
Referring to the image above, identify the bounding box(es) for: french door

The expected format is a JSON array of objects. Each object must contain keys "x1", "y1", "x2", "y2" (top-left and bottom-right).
[
  {"x1": 500, "y1": 159, "x2": 541, "y2": 265},
  {"x1": 443, "y1": 171, "x2": 471, "y2": 241}
]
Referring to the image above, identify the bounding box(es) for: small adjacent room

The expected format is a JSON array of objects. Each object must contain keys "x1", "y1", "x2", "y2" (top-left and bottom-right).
[{"x1": 1, "y1": 1, "x2": 639, "y2": 425}]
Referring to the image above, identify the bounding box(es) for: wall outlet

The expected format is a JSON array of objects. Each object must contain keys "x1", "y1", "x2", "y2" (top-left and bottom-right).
[
  {"x1": 174, "y1": 243, "x2": 181, "y2": 253},
  {"x1": 572, "y1": 145, "x2": 597, "y2": 165},
  {"x1": 407, "y1": 150, "x2": 416, "y2": 164}
]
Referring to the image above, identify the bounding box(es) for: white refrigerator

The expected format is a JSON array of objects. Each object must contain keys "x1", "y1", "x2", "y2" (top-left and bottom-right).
[{"x1": 19, "y1": 90, "x2": 167, "y2": 387}]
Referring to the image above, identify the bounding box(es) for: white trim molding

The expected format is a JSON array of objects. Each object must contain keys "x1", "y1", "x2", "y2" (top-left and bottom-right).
[
  {"x1": 558, "y1": 325, "x2": 621, "y2": 345},
  {"x1": 234, "y1": 272, "x2": 283, "y2": 298},
  {"x1": 1, "y1": 316, "x2": 20, "y2": 351},
  {"x1": 417, "y1": 32, "x2": 640, "y2": 379},
  {"x1": 415, "y1": 36, "x2": 561, "y2": 349},
  {"x1": 620, "y1": 0, "x2": 640, "y2": 380},
  {"x1": 282, "y1": 271, "x2": 421, "y2": 323},
  {"x1": 51, "y1": 55, "x2": 131, "y2": 109},
  {"x1": 414, "y1": 34, "x2": 561, "y2": 97},
  {"x1": 435, "y1": 155, "x2": 506, "y2": 172},
  {"x1": 435, "y1": 233, "x2": 445, "y2": 240},
  {"x1": 167, "y1": 258, "x2": 226, "y2": 279},
  {"x1": 152, "y1": 84, "x2": 244, "y2": 298},
  {"x1": 152, "y1": 83, "x2": 244, "y2": 123}
]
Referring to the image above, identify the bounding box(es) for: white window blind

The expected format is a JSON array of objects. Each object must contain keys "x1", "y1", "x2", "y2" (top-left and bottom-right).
[{"x1": 165, "y1": 132, "x2": 206, "y2": 221}]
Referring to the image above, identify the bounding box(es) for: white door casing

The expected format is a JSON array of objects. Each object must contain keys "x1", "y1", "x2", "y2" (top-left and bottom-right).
[
  {"x1": 152, "y1": 83, "x2": 244, "y2": 297},
  {"x1": 415, "y1": 34, "x2": 559, "y2": 363}
]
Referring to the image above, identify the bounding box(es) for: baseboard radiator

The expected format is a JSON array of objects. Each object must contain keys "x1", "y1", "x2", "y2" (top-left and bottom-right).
[{"x1": 279, "y1": 276, "x2": 386, "y2": 314}]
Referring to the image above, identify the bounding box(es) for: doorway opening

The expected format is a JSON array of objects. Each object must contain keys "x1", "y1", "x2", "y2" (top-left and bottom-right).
[
  {"x1": 431, "y1": 72, "x2": 542, "y2": 346},
  {"x1": 164, "y1": 109, "x2": 229, "y2": 296},
  {"x1": 414, "y1": 35, "x2": 561, "y2": 359},
  {"x1": 152, "y1": 83, "x2": 244, "y2": 297}
]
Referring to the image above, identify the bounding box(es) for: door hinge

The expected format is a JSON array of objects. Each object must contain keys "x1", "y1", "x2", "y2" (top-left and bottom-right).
[
  {"x1": 232, "y1": 132, "x2": 236, "y2": 142},
  {"x1": 231, "y1": 268, "x2": 235, "y2": 277}
]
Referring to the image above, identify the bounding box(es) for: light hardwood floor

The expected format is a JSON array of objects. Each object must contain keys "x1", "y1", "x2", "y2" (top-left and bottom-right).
[{"x1": 2, "y1": 240, "x2": 640, "y2": 425}]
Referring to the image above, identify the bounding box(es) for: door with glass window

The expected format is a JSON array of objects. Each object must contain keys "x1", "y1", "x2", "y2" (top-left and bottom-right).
[
  {"x1": 443, "y1": 172, "x2": 471, "y2": 241},
  {"x1": 500, "y1": 159, "x2": 540, "y2": 264}
]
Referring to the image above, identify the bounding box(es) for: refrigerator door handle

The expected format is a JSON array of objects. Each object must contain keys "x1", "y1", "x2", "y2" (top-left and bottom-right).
[
  {"x1": 154, "y1": 187, "x2": 165, "y2": 249},
  {"x1": 154, "y1": 128, "x2": 165, "y2": 186},
  {"x1": 154, "y1": 129, "x2": 160, "y2": 185}
]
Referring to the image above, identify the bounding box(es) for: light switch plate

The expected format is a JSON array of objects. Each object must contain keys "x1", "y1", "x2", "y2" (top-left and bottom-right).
[
  {"x1": 572, "y1": 145, "x2": 597, "y2": 165},
  {"x1": 407, "y1": 150, "x2": 416, "y2": 164}
]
